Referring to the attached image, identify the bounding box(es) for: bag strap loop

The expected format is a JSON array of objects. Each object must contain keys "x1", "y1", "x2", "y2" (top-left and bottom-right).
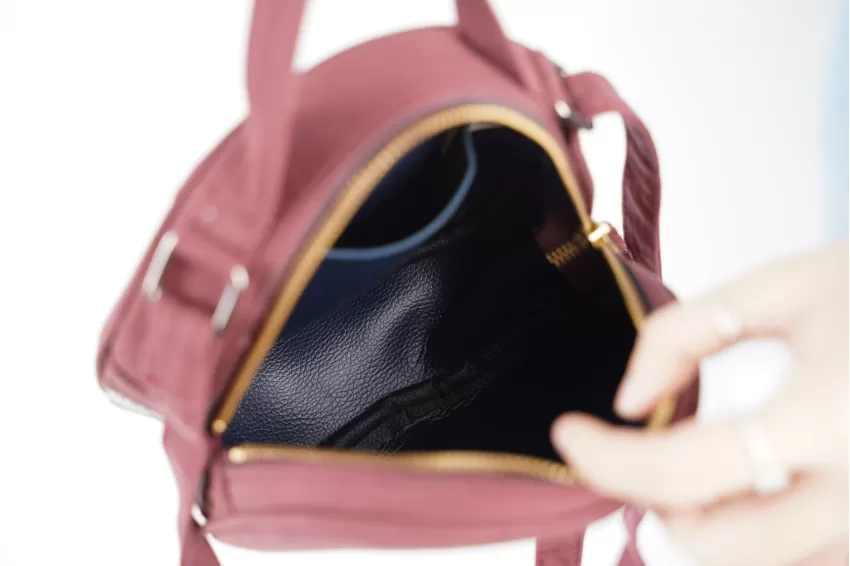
[
  {"x1": 527, "y1": 51, "x2": 663, "y2": 276},
  {"x1": 559, "y1": 72, "x2": 664, "y2": 276},
  {"x1": 534, "y1": 506, "x2": 648, "y2": 566}
]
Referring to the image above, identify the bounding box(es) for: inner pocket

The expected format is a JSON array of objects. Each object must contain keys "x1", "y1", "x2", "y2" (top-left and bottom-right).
[
  {"x1": 223, "y1": 126, "x2": 638, "y2": 463},
  {"x1": 281, "y1": 130, "x2": 476, "y2": 336}
]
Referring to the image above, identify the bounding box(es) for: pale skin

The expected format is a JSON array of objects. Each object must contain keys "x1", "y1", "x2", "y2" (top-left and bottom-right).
[{"x1": 552, "y1": 241, "x2": 849, "y2": 566}]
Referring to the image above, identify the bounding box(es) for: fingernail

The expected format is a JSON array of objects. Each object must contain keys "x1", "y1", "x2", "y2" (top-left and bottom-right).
[
  {"x1": 615, "y1": 376, "x2": 644, "y2": 415},
  {"x1": 551, "y1": 415, "x2": 581, "y2": 447}
]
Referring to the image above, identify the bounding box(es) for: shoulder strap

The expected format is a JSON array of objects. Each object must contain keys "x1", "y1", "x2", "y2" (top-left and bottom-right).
[
  {"x1": 560, "y1": 72, "x2": 664, "y2": 277},
  {"x1": 535, "y1": 506, "x2": 648, "y2": 566},
  {"x1": 619, "y1": 505, "x2": 648, "y2": 566},
  {"x1": 536, "y1": 532, "x2": 585, "y2": 566}
]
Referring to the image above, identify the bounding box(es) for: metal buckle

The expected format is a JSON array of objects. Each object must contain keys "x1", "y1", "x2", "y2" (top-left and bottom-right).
[
  {"x1": 210, "y1": 265, "x2": 250, "y2": 334},
  {"x1": 141, "y1": 231, "x2": 179, "y2": 302},
  {"x1": 141, "y1": 230, "x2": 249, "y2": 333}
]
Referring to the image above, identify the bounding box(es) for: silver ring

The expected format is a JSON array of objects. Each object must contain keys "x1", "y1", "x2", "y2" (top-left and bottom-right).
[
  {"x1": 713, "y1": 309, "x2": 744, "y2": 344},
  {"x1": 742, "y1": 419, "x2": 790, "y2": 496}
]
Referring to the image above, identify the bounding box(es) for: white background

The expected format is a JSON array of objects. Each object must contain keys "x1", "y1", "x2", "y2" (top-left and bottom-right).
[{"x1": 0, "y1": 1, "x2": 841, "y2": 565}]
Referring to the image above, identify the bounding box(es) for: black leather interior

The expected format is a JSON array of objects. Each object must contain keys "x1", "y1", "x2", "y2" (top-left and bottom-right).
[{"x1": 224, "y1": 127, "x2": 637, "y2": 462}]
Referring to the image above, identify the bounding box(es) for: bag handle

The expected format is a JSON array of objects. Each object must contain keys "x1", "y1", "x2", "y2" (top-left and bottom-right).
[
  {"x1": 619, "y1": 505, "x2": 648, "y2": 566},
  {"x1": 239, "y1": 0, "x2": 532, "y2": 243},
  {"x1": 534, "y1": 507, "x2": 648, "y2": 566}
]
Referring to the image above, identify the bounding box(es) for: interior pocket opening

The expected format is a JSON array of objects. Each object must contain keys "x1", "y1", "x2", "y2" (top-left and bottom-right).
[{"x1": 223, "y1": 126, "x2": 639, "y2": 463}]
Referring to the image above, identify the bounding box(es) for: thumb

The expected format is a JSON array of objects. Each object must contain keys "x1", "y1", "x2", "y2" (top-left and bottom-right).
[{"x1": 551, "y1": 413, "x2": 757, "y2": 508}]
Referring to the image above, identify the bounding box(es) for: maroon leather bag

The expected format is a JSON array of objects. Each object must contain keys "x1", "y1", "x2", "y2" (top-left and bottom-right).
[{"x1": 97, "y1": 2, "x2": 698, "y2": 565}]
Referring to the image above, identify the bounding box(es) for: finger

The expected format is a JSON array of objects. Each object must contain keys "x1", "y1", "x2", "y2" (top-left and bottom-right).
[
  {"x1": 554, "y1": 376, "x2": 831, "y2": 508},
  {"x1": 792, "y1": 538, "x2": 848, "y2": 566},
  {"x1": 758, "y1": 375, "x2": 849, "y2": 474},
  {"x1": 662, "y1": 476, "x2": 848, "y2": 566},
  {"x1": 553, "y1": 414, "x2": 756, "y2": 507},
  {"x1": 616, "y1": 253, "x2": 818, "y2": 419}
]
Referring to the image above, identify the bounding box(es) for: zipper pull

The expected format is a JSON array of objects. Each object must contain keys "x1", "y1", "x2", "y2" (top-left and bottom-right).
[
  {"x1": 555, "y1": 100, "x2": 593, "y2": 131},
  {"x1": 587, "y1": 222, "x2": 612, "y2": 247},
  {"x1": 588, "y1": 222, "x2": 632, "y2": 260}
]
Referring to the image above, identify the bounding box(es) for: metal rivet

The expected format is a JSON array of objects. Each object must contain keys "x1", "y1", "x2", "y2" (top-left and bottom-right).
[
  {"x1": 554, "y1": 100, "x2": 572, "y2": 119},
  {"x1": 191, "y1": 504, "x2": 208, "y2": 526}
]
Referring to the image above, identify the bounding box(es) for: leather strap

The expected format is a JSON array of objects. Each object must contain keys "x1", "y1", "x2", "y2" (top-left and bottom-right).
[
  {"x1": 528, "y1": 50, "x2": 663, "y2": 276},
  {"x1": 619, "y1": 505, "x2": 647, "y2": 566},
  {"x1": 534, "y1": 506, "x2": 647, "y2": 566},
  {"x1": 560, "y1": 72, "x2": 664, "y2": 277},
  {"x1": 536, "y1": 532, "x2": 585, "y2": 566}
]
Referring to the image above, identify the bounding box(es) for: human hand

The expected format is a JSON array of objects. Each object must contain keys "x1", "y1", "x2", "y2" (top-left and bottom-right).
[{"x1": 552, "y1": 242, "x2": 849, "y2": 566}]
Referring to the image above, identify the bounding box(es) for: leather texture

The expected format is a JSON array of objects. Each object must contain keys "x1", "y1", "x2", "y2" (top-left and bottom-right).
[{"x1": 96, "y1": 2, "x2": 697, "y2": 565}]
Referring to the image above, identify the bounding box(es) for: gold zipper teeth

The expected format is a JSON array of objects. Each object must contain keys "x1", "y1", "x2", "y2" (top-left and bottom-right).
[
  {"x1": 545, "y1": 233, "x2": 589, "y2": 267},
  {"x1": 228, "y1": 444, "x2": 578, "y2": 485},
  {"x1": 211, "y1": 103, "x2": 676, "y2": 484}
]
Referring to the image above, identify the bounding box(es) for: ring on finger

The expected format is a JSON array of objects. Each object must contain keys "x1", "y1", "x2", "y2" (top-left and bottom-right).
[{"x1": 713, "y1": 309, "x2": 744, "y2": 345}]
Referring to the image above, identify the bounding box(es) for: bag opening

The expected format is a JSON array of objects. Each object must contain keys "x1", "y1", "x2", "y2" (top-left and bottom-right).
[{"x1": 222, "y1": 125, "x2": 640, "y2": 464}]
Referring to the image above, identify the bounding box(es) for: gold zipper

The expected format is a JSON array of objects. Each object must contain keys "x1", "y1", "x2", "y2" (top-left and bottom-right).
[
  {"x1": 229, "y1": 444, "x2": 578, "y2": 485},
  {"x1": 211, "y1": 104, "x2": 675, "y2": 483},
  {"x1": 546, "y1": 231, "x2": 588, "y2": 267}
]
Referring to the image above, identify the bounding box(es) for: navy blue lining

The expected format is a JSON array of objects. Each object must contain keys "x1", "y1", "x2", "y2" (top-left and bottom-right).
[
  {"x1": 327, "y1": 129, "x2": 477, "y2": 260},
  {"x1": 283, "y1": 129, "x2": 477, "y2": 335}
]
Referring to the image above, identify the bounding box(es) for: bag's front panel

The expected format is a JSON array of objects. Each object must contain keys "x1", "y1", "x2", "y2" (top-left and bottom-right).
[
  {"x1": 204, "y1": 457, "x2": 621, "y2": 550},
  {"x1": 202, "y1": 258, "x2": 697, "y2": 553}
]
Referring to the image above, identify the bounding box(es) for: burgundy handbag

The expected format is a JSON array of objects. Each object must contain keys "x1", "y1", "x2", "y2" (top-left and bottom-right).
[{"x1": 97, "y1": 2, "x2": 699, "y2": 565}]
